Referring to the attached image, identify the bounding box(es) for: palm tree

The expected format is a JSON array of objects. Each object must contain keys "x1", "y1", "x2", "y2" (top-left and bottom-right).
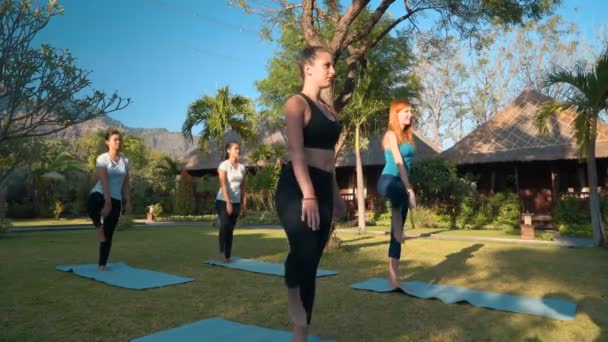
[
  {"x1": 182, "y1": 86, "x2": 258, "y2": 153},
  {"x1": 534, "y1": 47, "x2": 608, "y2": 247}
]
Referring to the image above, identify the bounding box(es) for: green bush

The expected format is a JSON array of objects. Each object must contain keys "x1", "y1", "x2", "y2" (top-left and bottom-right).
[
  {"x1": 558, "y1": 223, "x2": 592, "y2": 238},
  {"x1": 410, "y1": 157, "x2": 474, "y2": 224},
  {"x1": 553, "y1": 196, "x2": 589, "y2": 226},
  {"x1": 53, "y1": 200, "x2": 64, "y2": 219},
  {"x1": 239, "y1": 211, "x2": 279, "y2": 225},
  {"x1": 147, "y1": 203, "x2": 164, "y2": 217},
  {"x1": 536, "y1": 231, "x2": 554, "y2": 241},
  {"x1": 456, "y1": 192, "x2": 520, "y2": 229},
  {"x1": 490, "y1": 192, "x2": 520, "y2": 226},
  {"x1": 174, "y1": 174, "x2": 195, "y2": 215},
  {"x1": 157, "y1": 215, "x2": 216, "y2": 223},
  {"x1": 116, "y1": 215, "x2": 135, "y2": 231},
  {"x1": 0, "y1": 199, "x2": 11, "y2": 234}
]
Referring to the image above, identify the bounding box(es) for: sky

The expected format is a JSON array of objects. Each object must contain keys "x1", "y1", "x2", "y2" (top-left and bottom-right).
[{"x1": 32, "y1": 0, "x2": 608, "y2": 133}]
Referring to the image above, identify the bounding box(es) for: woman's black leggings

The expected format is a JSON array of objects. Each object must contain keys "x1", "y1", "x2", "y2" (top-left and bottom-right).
[
  {"x1": 87, "y1": 192, "x2": 122, "y2": 266},
  {"x1": 216, "y1": 200, "x2": 241, "y2": 259},
  {"x1": 275, "y1": 162, "x2": 334, "y2": 325},
  {"x1": 377, "y1": 174, "x2": 409, "y2": 259}
]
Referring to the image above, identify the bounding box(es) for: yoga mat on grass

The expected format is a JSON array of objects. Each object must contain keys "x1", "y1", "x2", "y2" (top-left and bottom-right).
[
  {"x1": 205, "y1": 257, "x2": 337, "y2": 277},
  {"x1": 131, "y1": 317, "x2": 333, "y2": 342},
  {"x1": 351, "y1": 277, "x2": 576, "y2": 321},
  {"x1": 56, "y1": 261, "x2": 193, "y2": 290}
]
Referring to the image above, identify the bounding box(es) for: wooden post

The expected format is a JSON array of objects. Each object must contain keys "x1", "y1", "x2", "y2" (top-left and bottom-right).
[
  {"x1": 514, "y1": 165, "x2": 519, "y2": 193},
  {"x1": 490, "y1": 170, "x2": 496, "y2": 195},
  {"x1": 550, "y1": 165, "x2": 558, "y2": 207}
]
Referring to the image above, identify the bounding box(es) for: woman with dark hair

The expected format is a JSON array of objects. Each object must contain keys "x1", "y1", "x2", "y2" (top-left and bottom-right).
[
  {"x1": 88, "y1": 130, "x2": 131, "y2": 271},
  {"x1": 377, "y1": 100, "x2": 417, "y2": 288},
  {"x1": 216, "y1": 141, "x2": 246, "y2": 263},
  {"x1": 275, "y1": 46, "x2": 346, "y2": 341}
]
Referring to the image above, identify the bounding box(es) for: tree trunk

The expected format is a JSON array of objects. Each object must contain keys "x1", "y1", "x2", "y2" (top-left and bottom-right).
[
  {"x1": 355, "y1": 124, "x2": 366, "y2": 233},
  {"x1": 586, "y1": 132, "x2": 606, "y2": 247}
]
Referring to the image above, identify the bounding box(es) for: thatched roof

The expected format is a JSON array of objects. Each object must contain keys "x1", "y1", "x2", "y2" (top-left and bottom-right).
[
  {"x1": 181, "y1": 128, "x2": 439, "y2": 171},
  {"x1": 441, "y1": 89, "x2": 608, "y2": 165}
]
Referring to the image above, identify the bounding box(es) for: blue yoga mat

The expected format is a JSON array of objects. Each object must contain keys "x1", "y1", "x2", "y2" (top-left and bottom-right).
[
  {"x1": 56, "y1": 261, "x2": 193, "y2": 290},
  {"x1": 351, "y1": 278, "x2": 576, "y2": 321},
  {"x1": 131, "y1": 317, "x2": 333, "y2": 342},
  {"x1": 205, "y1": 257, "x2": 338, "y2": 277}
]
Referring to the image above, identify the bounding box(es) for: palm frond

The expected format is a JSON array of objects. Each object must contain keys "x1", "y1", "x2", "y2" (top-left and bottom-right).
[{"x1": 533, "y1": 101, "x2": 564, "y2": 135}]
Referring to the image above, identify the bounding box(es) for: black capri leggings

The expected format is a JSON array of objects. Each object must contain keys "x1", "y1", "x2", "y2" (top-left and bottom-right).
[
  {"x1": 87, "y1": 192, "x2": 122, "y2": 266},
  {"x1": 216, "y1": 200, "x2": 241, "y2": 259},
  {"x1": 377, "y1": 174, "x2": 409, "y2": 259},
  {"x1": 275, "y1": 162, "x2": 334, "y2": 325}
]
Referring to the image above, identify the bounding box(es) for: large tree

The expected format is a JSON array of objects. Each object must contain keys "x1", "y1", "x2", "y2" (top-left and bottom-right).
[
  {"x1": 0, "y1": 0, "x2": 129, "y2": 185},
  {"x1": 534, "y1": 46, "x2": 608, "y2": 247},
  {"x1": 237, "y1": 0, "x2": 560, "y2": 111}
]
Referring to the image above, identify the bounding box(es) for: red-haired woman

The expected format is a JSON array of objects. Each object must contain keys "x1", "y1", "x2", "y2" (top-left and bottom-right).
[{"x1": 377, "y1": 100, "x2": 417, "y2": 288}]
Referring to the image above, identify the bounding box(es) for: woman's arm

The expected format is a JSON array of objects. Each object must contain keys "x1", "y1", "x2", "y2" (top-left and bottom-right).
[
  {"x1": 218, "y1": 164, "x2": 231, "y2": 202},
  {"x1": 284, "y1": 95, "x2": 319, "y2": 229},
  {"x1": 122, "y1": 170, "x2": 131, "y2": 210},
  {"x1": 239, "y1": 167, "x2": 246, "y2": 205},
  {"x1": 284, "y1": 96, "x2": 315, "y2": 199},
  {"x1": 386, "y1": 132, "x2": 412, "y2": 191}
]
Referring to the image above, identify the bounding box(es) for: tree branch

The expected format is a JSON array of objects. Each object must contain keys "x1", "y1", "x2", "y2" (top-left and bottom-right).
[
  {"x1": 328, "y1": 0, "x2": 371, "y2": 52},
  {"x1": 342, "y1": 0, "x2": 394, "y2": 48},
  {"x1": 301, "y1": 0, "x2": 323, "y2": 46}
]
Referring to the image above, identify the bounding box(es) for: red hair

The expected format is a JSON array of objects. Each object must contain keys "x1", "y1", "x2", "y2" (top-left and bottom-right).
[{"x1": 387, "y1": 99, "x2": 414, "y2": 145}]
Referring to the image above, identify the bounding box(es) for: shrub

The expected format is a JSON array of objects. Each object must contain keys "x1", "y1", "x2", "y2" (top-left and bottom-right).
[
  {"x1": 410, "y1": 157, "x2": 474, "y2": 224},
  {"x1": 239, "y1": 211, "x2": 279, "y2": 225},
  {"x1": 116, "y1": 215, "x2": 135, "y2": 231},
  {"x1": 53, "y1": 200, "x2": 64, "y2": 219},
  {"x1": 0, "y1": 199, "x2": 11, "y2": 234},
  {"x1": 558, "y1": 223, "x2": 592, "y2": 238},
  {"x1": 553, "y1": 196, "x2": 589, "y2": 225},
  {"x1": 174, "y1": 173, "x2": 195, "y2": 215},
  {"x1": 147, "y1": 203, "x2": 164, "y2": 217}
]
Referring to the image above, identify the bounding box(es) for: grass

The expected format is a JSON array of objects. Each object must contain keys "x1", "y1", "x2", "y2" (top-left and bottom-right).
[
  {"x1": 342, "y1": 225, "x2": 525, "y2": 239},
  {"x1": 1, "y1": 226, "x2": 607, "y2": 341},
  {"x1": 8, "y1": 217, "x2": 149, "y2": 228},
  {"x1": 9, "y1": 217, "x2": 93, "y2": 227}
]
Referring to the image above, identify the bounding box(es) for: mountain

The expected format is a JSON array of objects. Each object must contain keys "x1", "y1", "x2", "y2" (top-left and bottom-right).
[{"x1": 51, "y1": 115, "x2": 199, "y2": 158}]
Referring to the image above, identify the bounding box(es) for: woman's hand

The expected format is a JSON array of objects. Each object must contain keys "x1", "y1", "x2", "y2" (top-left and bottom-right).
[
  {"x1": 301, "y1": 198, "x2": 320, "y2": 230},
  {"x1": 102, "y1": 199, "x2": 112, "y2": 217},
  {"x1": 408, "y1": 189, "x2": 416, "y2": 209},
  {"x1": 226, "y1": 201, "x2": 234, "y2": 215}
]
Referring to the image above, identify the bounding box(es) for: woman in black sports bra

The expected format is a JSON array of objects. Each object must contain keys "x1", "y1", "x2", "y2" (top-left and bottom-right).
[{"x1": 275, "y1": 46, "x2": 346, "y2": 341}]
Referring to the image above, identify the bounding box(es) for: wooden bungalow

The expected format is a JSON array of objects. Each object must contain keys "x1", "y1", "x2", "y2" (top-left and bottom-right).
[{"x1": 441, "y1": 89, "x2": 608, "y2": 220}]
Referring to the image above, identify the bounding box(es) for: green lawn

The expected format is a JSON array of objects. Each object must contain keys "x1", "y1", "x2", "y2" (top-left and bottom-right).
[
  {"x1": 1, "y1": 226, "x2": 607, "y2": 341},
  {"x1": 9, "y1": 217, "x2": 150, "y2": 228},
  {"x1": 9, "y1": 217, "x2": 93, "y2": 227},
  {"x1": 342, "y1": 225, "x2": 525, "y2": 239}
]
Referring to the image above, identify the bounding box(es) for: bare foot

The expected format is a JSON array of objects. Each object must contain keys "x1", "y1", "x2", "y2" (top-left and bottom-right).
[
  {"x1": 98, "y1": 265, "x2": 108, "y2": 271},
  {"x1": 96, "y1": 225, "x2": 106, "y2": 242},
  {"x1": 292, "y1": 323, "x2": 308, "y2": 342},
  {"x1": 287, "y1": 288, "x2": 308, "y2": 328},
  {"x1": 220, "y1": 255, "x2": 230, "y2": 263}
]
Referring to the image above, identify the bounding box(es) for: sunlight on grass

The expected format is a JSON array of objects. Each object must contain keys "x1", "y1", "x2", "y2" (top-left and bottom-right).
[{"x1": 1, "y1": 226, "x2": 606, "y2": 341}]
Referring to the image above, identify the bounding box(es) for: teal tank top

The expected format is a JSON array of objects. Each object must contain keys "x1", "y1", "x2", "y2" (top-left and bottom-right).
[{"x1": 382, "y1": 143, "x2": 415, "y2": 176}]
